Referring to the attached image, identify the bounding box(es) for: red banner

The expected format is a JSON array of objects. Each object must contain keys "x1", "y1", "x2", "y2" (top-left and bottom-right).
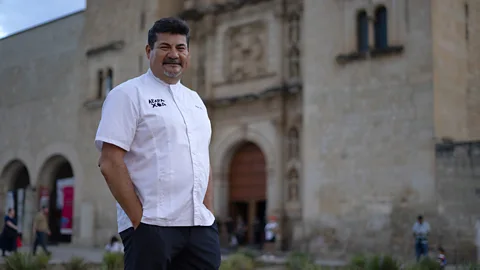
[{"x1": 60, "y1": 186, "x2": 74, "y2": 235}]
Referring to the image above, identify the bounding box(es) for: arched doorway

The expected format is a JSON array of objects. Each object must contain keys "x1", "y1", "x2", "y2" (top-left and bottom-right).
[
  {"x1": 0, "y1": 160, "x2": 30, "y2": 233},
  {"x1": 37, "y1": 156, "x2": 75, "y2": 244},
  {"x1": 228, "y1": 142, "x2": 267, "y2": 246}
]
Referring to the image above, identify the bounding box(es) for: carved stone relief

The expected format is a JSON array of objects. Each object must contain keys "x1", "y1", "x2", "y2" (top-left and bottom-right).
[
  {"x1": 227, "y1": 21, "x2": 267, "y2": 82},
  {"x1": 285, "y1": 3, "x2": 302, "y2": 79}
]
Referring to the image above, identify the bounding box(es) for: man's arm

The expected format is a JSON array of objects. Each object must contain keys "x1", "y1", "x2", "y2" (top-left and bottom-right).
[
  {"x1": 95, "y1": 88, "x2": 141, "y2": 227},
  {"x1": 99, "y1": 143, "x2": 143, "y2": 228},
  {"x1": 203, "y1": 166, "x2": 214, "y2": 214},
  {"x1": 6, "y1": 220, "x2": 17, "y2": 231}
]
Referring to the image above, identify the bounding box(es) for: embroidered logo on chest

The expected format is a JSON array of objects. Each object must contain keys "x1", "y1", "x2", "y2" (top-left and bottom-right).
[{"x1": 148, "y1": 99, "x2": 166, "y2": 108}]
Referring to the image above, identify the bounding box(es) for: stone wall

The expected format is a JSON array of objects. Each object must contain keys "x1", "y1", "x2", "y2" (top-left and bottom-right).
[
  {"x1": 435, "y1": 140, "x2": 480, "y2": 263},
  {"x1": 466, "y1": 0, "x2": 480, "y2": 140},
  {"x1": 0, "y1": 11, "x2": 86, "y2": 245},
  {"x1": 301, "y1": 0, "x2": 435, "y2": 259}
]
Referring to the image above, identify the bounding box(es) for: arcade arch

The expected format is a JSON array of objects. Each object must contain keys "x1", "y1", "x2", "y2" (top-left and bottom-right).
[
  {"x1": 0, "y1": 160, "x2": 30, "y2": 232},
  {"x1": 37, "y1": 155, "x2": 75, "y2": 244}
]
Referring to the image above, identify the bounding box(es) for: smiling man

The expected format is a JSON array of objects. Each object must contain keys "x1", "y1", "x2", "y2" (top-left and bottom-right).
[{"x1": 95, "y1": 17, "x2": 219, "y2": 270}]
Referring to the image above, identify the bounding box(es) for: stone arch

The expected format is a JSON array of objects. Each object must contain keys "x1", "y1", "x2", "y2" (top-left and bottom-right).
[
  {"x1": 211, "y1": 124, "x2": 280, "y2": 225},
  {"x1": 33, "y1": 143, "x2": 83, "y2": 188},
  {"x1": 0, "y1": 160, "x2": 30, "y2": 191},
  {"x1": 0, "y1": 159, "x2": 31, "y2": 233},
  {"x1": 33, "y1": 143, "x2": 84, "y2": 244},
  {"x1": 212, "y1": 127, "x2": 276, "y2": 180},
  {"x1": 37, "y1": 155, "x2": 75, "y2": 244}
]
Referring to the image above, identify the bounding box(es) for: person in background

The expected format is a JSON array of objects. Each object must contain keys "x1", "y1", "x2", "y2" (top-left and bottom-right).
[
  {"x1": 412, "y1": 215, "x2": 430, "y2": 262},
  {"x1": 105, "y1": 235, "x2": 124, "y2": 253},
  {"x1": 263, "y1": 216, "x2": 279, "y2": 255},
  {"x1": 235, "y1": 216, "x2": 246, "y2": 246},
  {"x1": 0, "y1": 208, "x2": 18, "y2": 256},
  {"x1": 32, "y1": 206, "x2": 51, "y2": 256},
  {"x1": 225, "y1": 217, "x2": 237, "y2": 248},
  {"x1": 437, "y1": 247, "x2": 447, "y2": 269},
  {"x1": 264, "y1": 216, "x2": 278, "y2": 244}
]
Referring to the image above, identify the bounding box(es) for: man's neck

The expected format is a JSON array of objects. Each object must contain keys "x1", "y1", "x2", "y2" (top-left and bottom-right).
[{"x1": 150, "y1": 69, "x2": 181, "y2": 85}]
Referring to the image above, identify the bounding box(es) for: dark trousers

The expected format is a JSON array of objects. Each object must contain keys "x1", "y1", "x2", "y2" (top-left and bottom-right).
[
  {"x1": 415, "y1": 241, "x2": 428, "y2": 261},
  {"x1": 119, "y1": 227, "x2": 134, "y2": 269},
  {"x1": 32, "y1": 232, "x2": 49, "y2": 255},
  {"x1": 1, "y1": 235, "x2": 17, "y2": 255},
  {"x1": 131, "y1": 222, "x2": 221, "y2": 270}
]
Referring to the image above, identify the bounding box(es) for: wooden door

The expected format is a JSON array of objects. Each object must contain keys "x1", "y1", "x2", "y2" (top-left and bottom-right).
[{"x1": 229, "y1": 142, "x2": 267, "y2": 244}]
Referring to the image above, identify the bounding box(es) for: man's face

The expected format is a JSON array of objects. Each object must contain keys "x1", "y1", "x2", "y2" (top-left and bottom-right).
[
  {"x1": 418, "y1": 218, "x2": 423, "y2": 224},
  {"x1": 146, "y1": 33, "x2": 189, "y2": 82}
]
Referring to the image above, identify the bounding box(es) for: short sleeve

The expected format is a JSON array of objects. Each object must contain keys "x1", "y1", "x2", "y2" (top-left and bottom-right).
[{"x1": 95, "y1": 89, "x2": 139, "y2": 152}]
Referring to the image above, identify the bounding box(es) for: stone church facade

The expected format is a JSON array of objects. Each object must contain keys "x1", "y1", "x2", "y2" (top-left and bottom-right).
[{"x1": 0, "y1": 0, "x2": 479, "y2": 260}]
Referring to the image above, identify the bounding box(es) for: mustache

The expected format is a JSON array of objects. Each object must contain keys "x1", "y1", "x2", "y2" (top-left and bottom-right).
[{"x1": 163, "y1": 59, "x2": 181, "y2": 65}]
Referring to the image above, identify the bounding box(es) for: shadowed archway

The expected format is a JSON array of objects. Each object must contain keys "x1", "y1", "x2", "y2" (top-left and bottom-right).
[
  {"x1": 0, "y1": 160, "x2": 31, "y2": 232},
  {"x1": 37, "y1": 155, "x2": 74, "y2": 244},
  {"x1": 228, "y1": 141, "x2": 267, "y2": 246}
]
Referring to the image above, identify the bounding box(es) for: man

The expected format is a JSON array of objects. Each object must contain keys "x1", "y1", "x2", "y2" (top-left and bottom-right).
[
  {"x1": 96, "y1": 17, "x2": 219, "y2": 270},
  {"x1": 32, "y1": 207, "x2": 51, "y2": 255},
  {"x1": 412, "y1": 215, "x2": 430, "y2": 261}
]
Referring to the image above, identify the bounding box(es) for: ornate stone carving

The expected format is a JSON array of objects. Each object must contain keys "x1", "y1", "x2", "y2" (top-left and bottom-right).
[
  {"x1": 287, "y1": 169, "x2": 299, "y2": 202},
  {"x1": 285, "y1": 2, "x2": 302, "y2": 79},
  {"x1": 227, "y1": 21, "x2": 267, "y2": 82}
]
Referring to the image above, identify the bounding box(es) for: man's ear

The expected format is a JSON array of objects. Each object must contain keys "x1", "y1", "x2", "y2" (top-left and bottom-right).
[{"x1": 145, "y1": 44, "x2": 151, "y2": 60}]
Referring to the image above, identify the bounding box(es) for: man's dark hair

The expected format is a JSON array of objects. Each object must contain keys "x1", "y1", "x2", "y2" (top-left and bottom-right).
[
  {"x1": 110, "y1": 235, "x2": 119, "y2": 244},
  {"x1": 418, "y1": 215, "x2": 423, "y2": 220},
  {"x1": 147, "y1": 17, "x2": 190, "y2": 49}
]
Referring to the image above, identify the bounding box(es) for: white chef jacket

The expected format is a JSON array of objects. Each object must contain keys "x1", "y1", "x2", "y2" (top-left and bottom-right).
[{"x1": 95, "y1": 69, "x2": 214, "y2": 227}]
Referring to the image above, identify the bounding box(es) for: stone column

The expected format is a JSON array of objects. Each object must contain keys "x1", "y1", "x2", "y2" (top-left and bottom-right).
[
  {"x1": 22, "y1": 187, "x2": 36, "y2": 245},
  {"x1": 77, "y1": 202, "x2": 94, "y2": 246}
]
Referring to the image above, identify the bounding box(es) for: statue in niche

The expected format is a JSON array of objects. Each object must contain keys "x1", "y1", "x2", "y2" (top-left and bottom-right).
[
  {"x1": 287, "y1": 127, "x2": 299, "y2": 160},
  {"x1": 228, "y1": 22, "x2": 266, "y2": 81},
  {"x1": 287, "y1": 13, "x2": 301, "y2": 79},
  {"x1": 287, "y1": 169, "x2": 299, "y2": 202},
  {"x1": 288, "y1": 47, "x2": 300, "y2": 79}
]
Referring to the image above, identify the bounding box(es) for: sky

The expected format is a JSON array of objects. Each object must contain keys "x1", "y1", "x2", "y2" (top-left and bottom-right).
[{"x1": 0, "y1": 0, "x2": 86, "y2": 39}]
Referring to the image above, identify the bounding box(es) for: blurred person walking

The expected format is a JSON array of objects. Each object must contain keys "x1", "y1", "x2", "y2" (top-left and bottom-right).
[{"x1": 0, "y1": 208, "x2": 18, "y2": 256}]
